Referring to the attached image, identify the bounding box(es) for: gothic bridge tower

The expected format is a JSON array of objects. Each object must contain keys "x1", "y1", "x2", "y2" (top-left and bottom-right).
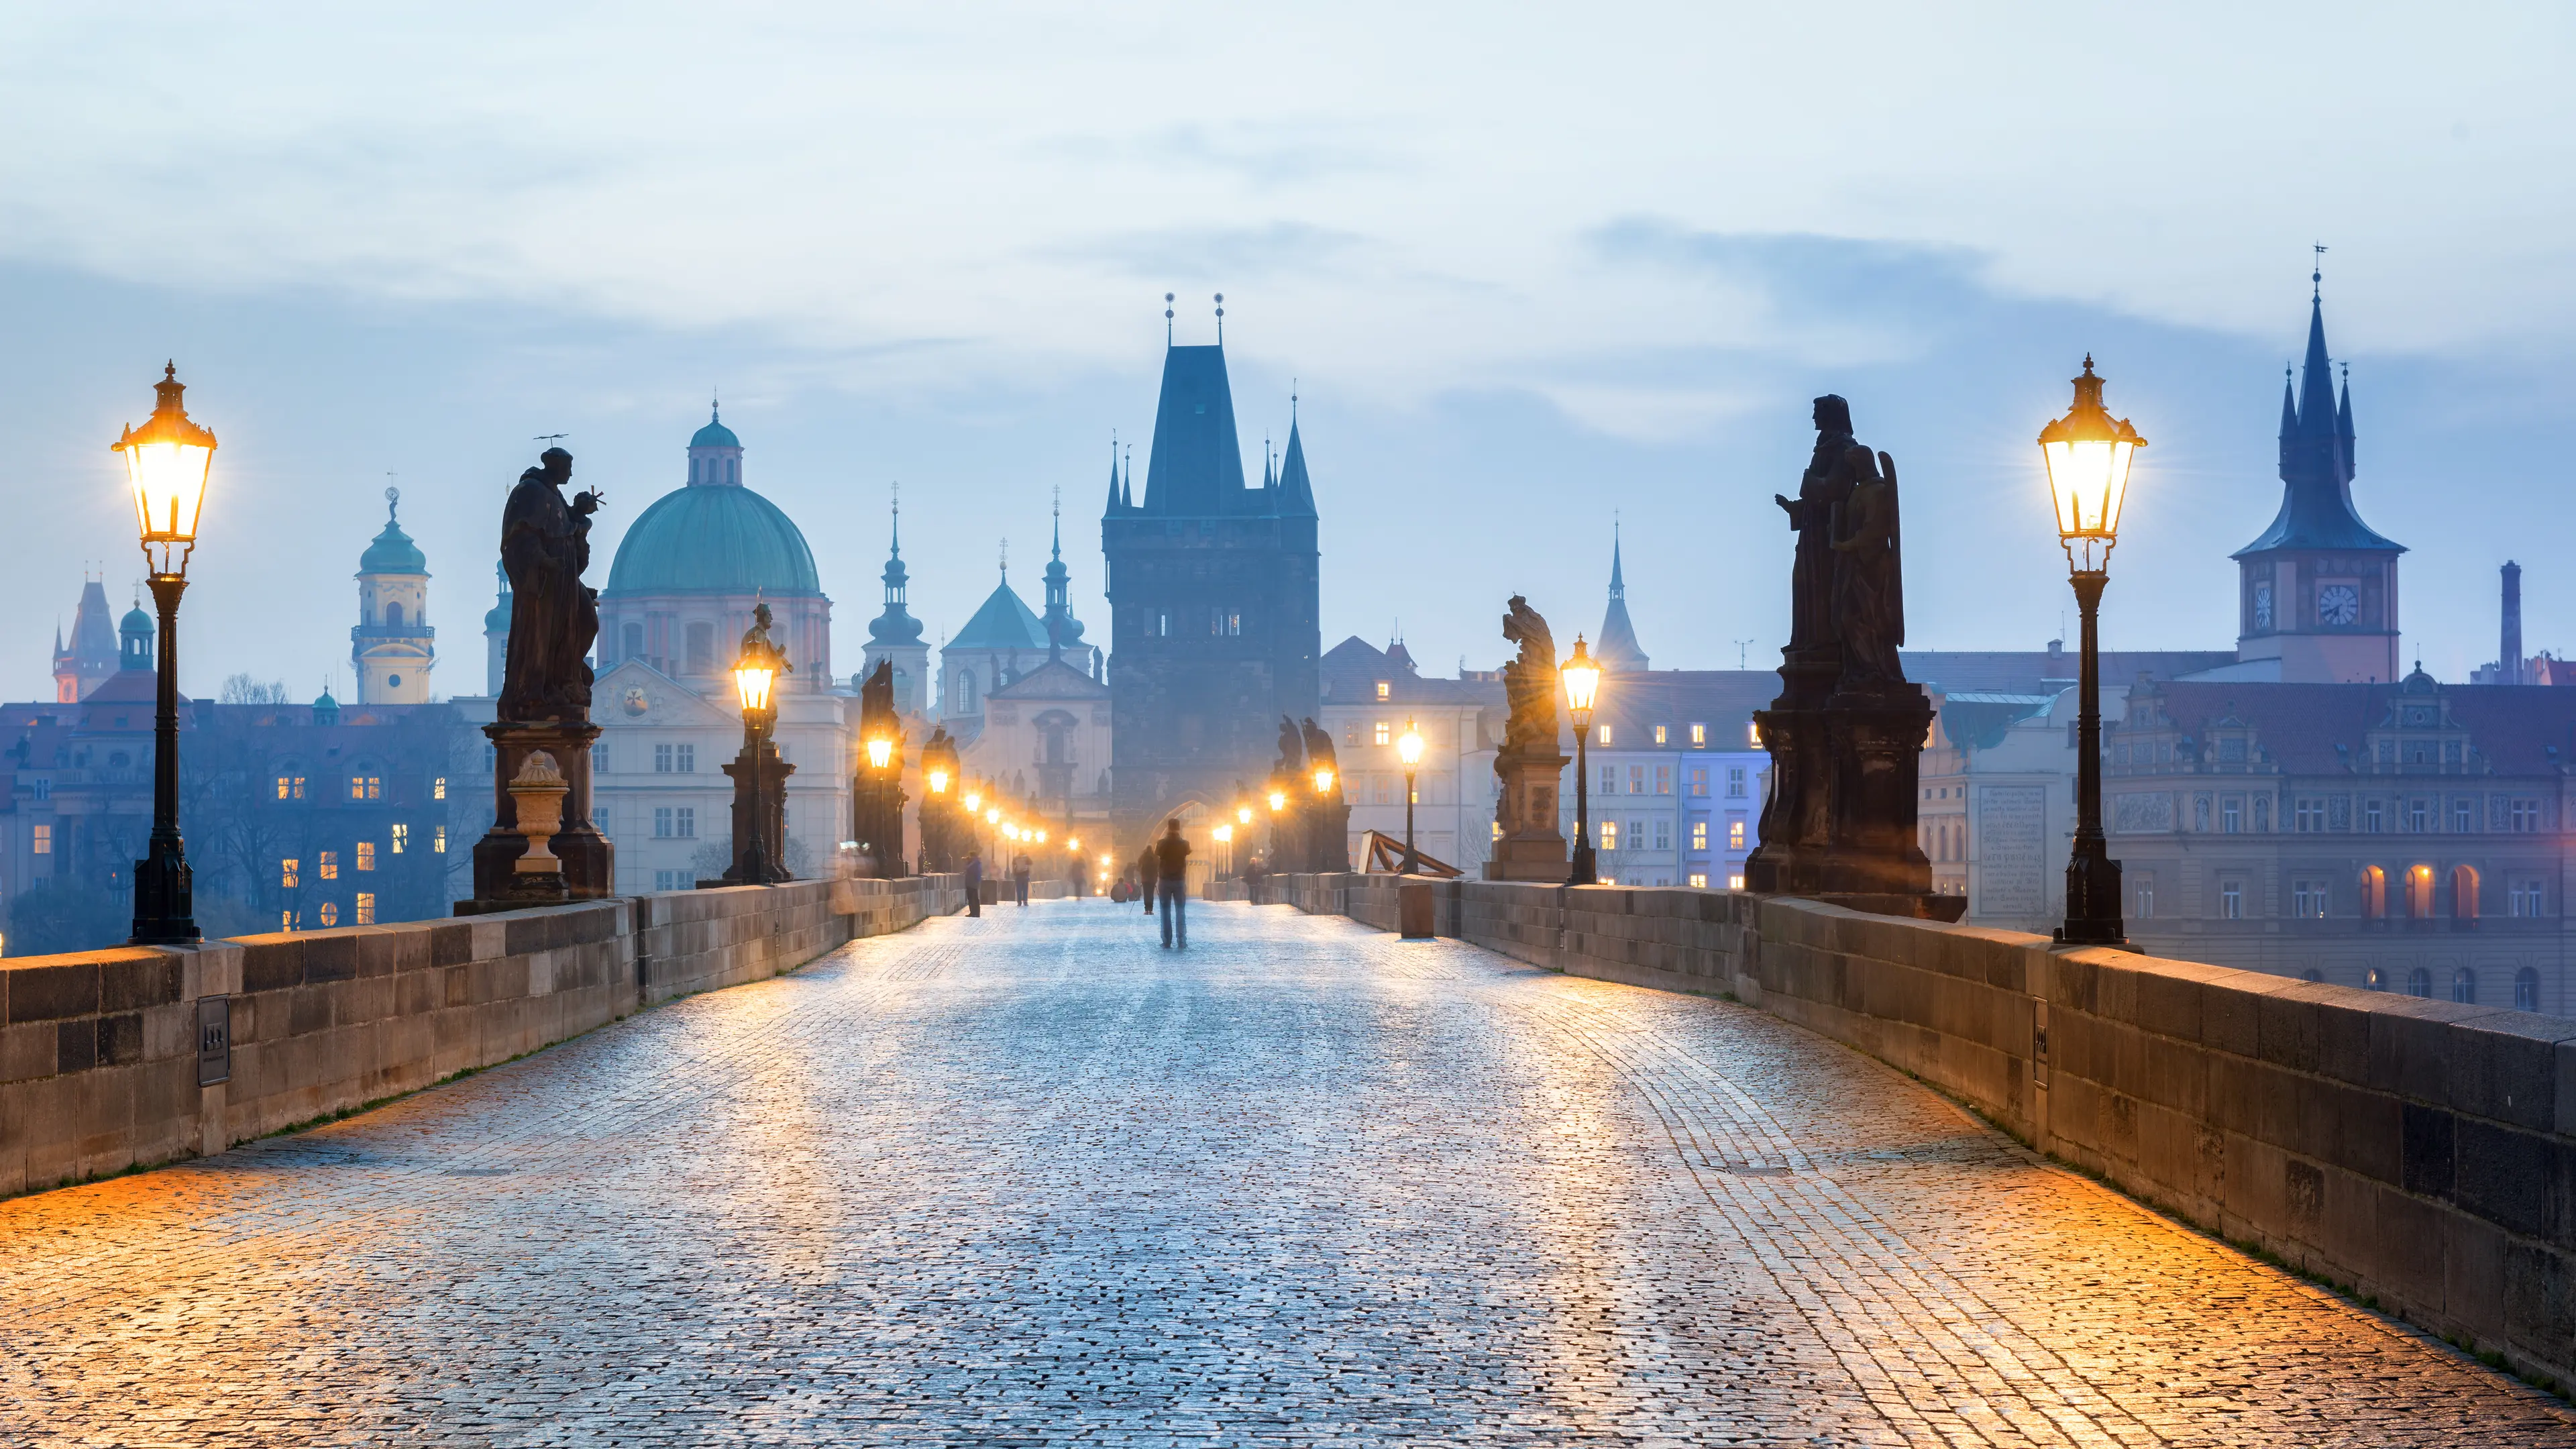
[
  {"x1": 2233, "y1": 270, "x2": 2406, "y2": 684},
  {"x1": 1101, "y1": 305, "x2": 1320, "y2": 849}
]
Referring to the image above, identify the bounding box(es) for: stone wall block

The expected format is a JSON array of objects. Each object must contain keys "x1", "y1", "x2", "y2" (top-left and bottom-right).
[
  {"x1": 2304, "y1": 1074, "x2": 2402, "y2": 1183},
  {"x1": 99, "y1": 955, "x2": 181, "y2": 1014},
  {"x1": 2140, "y1": 1030, "x2": 2210, "y2": 1120},
  {"x1": 2449, "y1": 1015, "x2": 2573, "y2": 1134},
  {"x1": 2372, "y1": 1003, "x2": 2469, "y2": 1108},
  {"x1": 2453, "y1": 1116, "x2": 2555, "y2": 1241},
  {"x1": 9, "y1": 961, "x2": 100, "y2": 1023},
  {"x1": 351, "y1": 928, "x2": 400, "y2": 979},
  {"x1": 2401, "y1": 1102, "x2": 2457, "y2": 1201},
  {"x1": 2502, "y1": 1237, "x2": 2576, "y2": 1362},
  {"x1": 2199, "y1": 973, "x2": 2277, "y2": 1058},
  {"x1": 2372, "y1": 1182, "x2": 2453, "y2": 1313},
  {"x1": 2255, "y1": 987, "x2": 2327, "y2": 1075},
  {"x1": 302, "y1": 933, "x2": 359, "y2": 984}
]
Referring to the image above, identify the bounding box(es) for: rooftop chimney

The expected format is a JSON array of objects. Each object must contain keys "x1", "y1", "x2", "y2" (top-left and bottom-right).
[{"x1": 2504, "y1": 561, "x2": 2525, "y2": 686}]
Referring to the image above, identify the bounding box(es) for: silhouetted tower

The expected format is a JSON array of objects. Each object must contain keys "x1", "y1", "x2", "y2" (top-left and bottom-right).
[{"x1": 2502, "y1": 561, "x2": 2525, "y2": 686}]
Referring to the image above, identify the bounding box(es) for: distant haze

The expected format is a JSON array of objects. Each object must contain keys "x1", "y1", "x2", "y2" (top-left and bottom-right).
[{"x1": 3, "y1": 4, "x2": 2570, "y2": 696}]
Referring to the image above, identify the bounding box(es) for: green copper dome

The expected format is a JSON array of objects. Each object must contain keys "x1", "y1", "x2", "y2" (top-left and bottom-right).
[
  {"x1": 605, "y1": 483, "x2": 822, "y2": 597},
  {"x1": 360, "y1": 518, "x2": 428, "y2": 574}
]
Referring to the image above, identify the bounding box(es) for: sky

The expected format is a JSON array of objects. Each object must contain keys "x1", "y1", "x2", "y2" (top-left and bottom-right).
[{"x1": 3, "y1": 3, "x2": 2573, "y2": 700}]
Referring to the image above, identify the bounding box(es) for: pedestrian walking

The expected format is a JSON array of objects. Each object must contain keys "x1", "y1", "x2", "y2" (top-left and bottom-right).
[
  {"x1": 963, "y1": 850, "x2": 984, "y2": 918},
  {"x1": 1012, "y1": 851, "x2": 1032, "y2": 906},
  {"x1": 1155, "y1": 818, "x2": 1192, "y2": 949},
  {"x1": 1136, "y1": 845, "x2": 1157, "y2": 916}
]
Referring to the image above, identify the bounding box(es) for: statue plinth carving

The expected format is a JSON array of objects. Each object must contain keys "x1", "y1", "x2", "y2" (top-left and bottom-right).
[
  {"x1": 462, "y1": 447, "x2": 616, "y2": 914},
  {"x1": 1486, "y1": 594, "x2": 1569, "y2": 881},
  {"x1": 1742, "y1": 398, "x2": 1957, "y2": 922}
]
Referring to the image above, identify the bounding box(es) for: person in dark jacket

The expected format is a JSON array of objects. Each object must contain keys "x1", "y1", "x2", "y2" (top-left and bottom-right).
[
  {"x1": 1154, "y1": 818, "x2": 1192, "y2": 949},
  {"x1": 1137, "y1": 845, "x2": 1158, "y2": 916},
  {"x1": 962, "y1": 851, "x2": 984, "y2": 918},
  {"x1": 1012, "y1": 851, "x2": 1033, "y2": 906}
]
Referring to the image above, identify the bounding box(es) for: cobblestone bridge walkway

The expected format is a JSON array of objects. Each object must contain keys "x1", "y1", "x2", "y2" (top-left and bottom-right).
[{"x1": 5, "y1": 902, "x2": 2573, "y2": 1446}]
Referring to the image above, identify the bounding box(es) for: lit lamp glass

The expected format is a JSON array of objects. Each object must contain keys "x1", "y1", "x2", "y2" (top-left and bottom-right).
[
  {"x1": 964, "y1": 790, "x2": 981, "y2": 812},
  {"x1": 1311, "y1": 767, "x2": 1335, "y2": 794},
  {"x1": 1034, "y1": 830, "x2": 1047, "y2": 845},
  {"x1": 734, "y1": 653, "x2": 777, "y2": 714},
  {"x1": 1067, "y1": 837, "x2": 1080, "y2": 851},
  {"x1": 1236, "y1": 804, "x2": 1253, "y2": 826},
  {"x1": 865, "y1": 735, "x2": 894, "y2": 770},
  {"x1": 1268, "y1": 789, "x2": 1288, "y2": 812},
  {"x1": 2037, "y1": 354, "x2": 2146, "y2": 574},
  {"x1": 1214, "y1": 824, "x2": 1232, "y2": 843},
  {"x1": 1561, "y1": 637, "x2": 1601, "y2": 728},
  {"x1": 1397, "y1": 721, "x2": 1424, "y2": 769},
  {"x1": 115, "y1": 364, "x2": 217, "y2": 578},
  {"x1": 927, "y1": 768, "x2": 950, "y2": 796},
  {"x1": 985, "y1": 808, "x2": 1001, "y2": 825}
]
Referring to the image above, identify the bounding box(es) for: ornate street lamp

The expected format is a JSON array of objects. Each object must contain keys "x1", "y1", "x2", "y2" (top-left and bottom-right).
[
  {"x1": 1562, "y1": 636, "x2": 1602, "y2": 887},
  {"x1": 2039, "y1": 355, "x2": 2145, "y2": 947},
  {"x1": 720, "y1": 605, "x2": 792, "y2": 884},
  {"x1": 1214, "y1": 822, "x2": 1234, "y2": 878},
  {"x1": 117, "y1": 364, "x2": 215, "y2": 944},
  {"x1": 1397, "y1": 719, "x2": 1424, "y2": 875}
]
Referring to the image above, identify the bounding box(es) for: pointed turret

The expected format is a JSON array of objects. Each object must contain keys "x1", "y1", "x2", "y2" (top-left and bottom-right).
[
  {"x1": 2235, "y1": 273, "x2": 2400, "y2": 559},
  {"x1": 2276, "y1": 368, "x2": 2297, "y2": 476},
  {"x1": 1140, "y1": 340, "x2": 1250, "y2": 515},
  {"x1": 2337, "y1": 364, "x2": 2355, "y2": 478},
  {"x1": 1595, "y1": 527, "x2": 1650, "y2": 672},
  {"x1": 1104, "y1": 443, "x2": 1124, "y2": 517},
  {"x1": 1275, "y1": 417, "x2": 1318, "y2": 519}
]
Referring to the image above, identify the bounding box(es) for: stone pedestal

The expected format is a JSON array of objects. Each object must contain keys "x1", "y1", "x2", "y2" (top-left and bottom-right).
[
  {"x1": 1485, "y1": 747, "x2": 1570, "y2": 881},
  {"x1": 1307, "y1": 794, "x2": 1352, "y2": 873},
  {"x1": 462, "y1": 721, "x2": 612, "y2": 913},
  {"x1": 1744, "y1": 690, "x2": 1933, "y2": 900},
  {"x1": 707, "y1": 739, "x2": 794, "y2": 885}
]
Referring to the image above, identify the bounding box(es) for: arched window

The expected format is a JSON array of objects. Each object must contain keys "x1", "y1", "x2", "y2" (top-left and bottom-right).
[
  {"x1": 2516, "y1": 969, "x2": 2541, "y2": 1013},
  {"x1": 385, "y1": 602, "x2": 404, "y2": 629},
  {"x1": 2451, "y1": 968, "x2": 2479, "y2": 1004},
  {"x1": 2300, "y1": 968, "x2": 2323, "y2": 983},
  {"x1": 2359, "y1": 865, "x2": 2386, "y2": 919},
  {"x1": 2365, "y1": 967, "x2": 2387, "y2": 991},
  {"x1": 623, "y1": 623, "x2": 645, "y2": 663},
  {"x1": 690, "y1": 458, "x2": 702, "y2": 485},
  {"x1": 2451, "y1": 864, "x2": 2481, "y2": 921},
  {"x1": 2406, "y1": 864, "x2": 2436, "y2": 918},
  {"x1": 686, "y1": 622, "x2": 716, "y2": 674},
  {"x1": 2406, "y1": 967, "x2": 2432, "y2": 998},
  {"x1": 728, "y1": 458, "x2": 739, "y2": 485},
  {"x1": 955, "y1": 671, "x2": 977, "y2": 712}
]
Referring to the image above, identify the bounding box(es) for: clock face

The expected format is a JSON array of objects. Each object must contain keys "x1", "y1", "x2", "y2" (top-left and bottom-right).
[
  {"x1": 2318, "y1": 584, "x2": 2360, "y2": 626},
  {"x1": 2252, "y1": 584, "x2": 2273, "y2": 630}
]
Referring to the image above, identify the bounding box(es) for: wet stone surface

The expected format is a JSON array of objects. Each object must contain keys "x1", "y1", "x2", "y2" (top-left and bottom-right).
[{"x1": 3, "y1": 902, "x2": 2572, "y2": 1446}]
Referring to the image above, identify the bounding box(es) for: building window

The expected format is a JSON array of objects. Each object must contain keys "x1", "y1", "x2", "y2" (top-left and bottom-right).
[
  {"x1": 1690, "y1": 723, "x2": 1706, "y2": 746},
  {"x1": 280, "y1": 858, "x2": 299, "y2": 888},
  {"x1": 317, "y1": 901, "x2": 340, "y2": 928},
  {"x1": 1626, "y1": 765, "x2": 1645, "y2": 794},
  {"x1": 28, "y1": 823, "x2": 50, "y2": 857},
  {"x1": 1727, "y1": 873, "x2": 1746, "y2": 890},
  {"x1": 1654, "y1": 819, "x2": 1672, "y2": 851},
  {"x1": 1654, "y1": 765, "x2": 1672, "y2": 795},
  {"x1": 1374, "y1": 721, "x2": 1390, "y2": 746},
  {"x1": 1689, "y1": 873, "x2": 1709, "y2": 888},
  {"x1": 356, "y1": 893, "x2": 376, "y2": 926},
  {"x1": 1375, "y1": 681, "x2": 1389, "y2": 700},
  {"x1": 2451, "y1": 865, "x2": 2479, "y2": 920},
  {"x1": 274, "y1": 775, "x2": 292, "y2": 800},
  {"x1": 2512, "y1": 879, "x2": 2544, "y2": 917},
  {"x1": 2451, "y1": 967, "x2": 2478, "y2": 1004},
  {"x1": 319, "y1": 851, "x2": 339, "y2": 880},
  {"x1": 392, "y1": 823, "x2": 408, "y2": 854},
  {"x1": 434, "y1": 826, "x2": 447, "y2": 853},
  {"x1": 352, "y1": 774, "x2": 380, "y2": 800},
  {"x1": 2512, "y1": 798, "x2": 2542, "y2": 832},
  {"x1": 1748, "y1": 722, "x2": 1761, "y2": 746},
  {"x1": 1600, "y1": 765, "x2": 1617, "y2": 795},
  {"x1": 2517, "y1": 969, "x2": 2541, "y2": 1012},
  {"x1": 655, "y1": 808, "x2": 674, "y2": 839},
  {"x1": 677, "y1": 807, "x2": 696, "y2": 839},
  {"x1": 281, "y1": 910, "x2": 296, "y2": 932},
  {"x1": 1599, "y1": 820, "x2": 1619, "y2": 851},
  {"x1": 1726, "y1": 767, "x2": 1747, "y2": 798},
  {"x1": 655, "y1": 744, "x2": 673, "y2": 773},
  {"x1": 2222, "y1": 800, "x2": 2241, "y2": 833},
  {"x1": 2364, "y1": 800, "x2": 2384, "y2": 833},
  {"x1": 956, "y1": 672, "x2": 977, "y2": 711},
  {"x1": 655, "y1": 870, "x2": 683, "y2": 892},
  {"x1": 2292, "y1": 879, "x2": 2326, "y2": 918},
  {"x1": 678, "y1": 744, "x2": 695, "y2": 773},
  {"x1": 1688, "y1": 767, "x2": 1708, "y2": 797},
  {"x1": 2359, "y1": 865, "x2": 2387, "y2": 919},
  {"x1": 356, "y1": 842, "x2": 376, "y2": 872},
  {"x1": 433, "y1": 775, "x2": 446, "y2": 800},
  {"x1": 2219, "y1": 881, "x2": 2243, "y2": 920},
  {"x1": 1692, "y1": 820, "x2": 1709, "y2": 852},
  {"x1": 2454, "y1": 800, "x2": 2475, "y2": 833},
  {"x1": 1727, "y1": 818, "x2": 1746, "y2": 851},
  {"x1": 2406, "y1": 968, "x2": 2432, "y2": 999},
  {"x1": 2135, "y1": 879, "x2": 2154, "y2": 919},
  {"x1": 2408, "y1": 798, "x2": 2430, "y2": 833},
  {"x1": 2294, "y1": 797, "x2": 2322, "y2": 833},
  {"x1": 1653, "y1": 724, "x2": 1668, "y2": 745},
  {"x1": 1598, "y1": 725, "x2": 1613, "y2": 746}
]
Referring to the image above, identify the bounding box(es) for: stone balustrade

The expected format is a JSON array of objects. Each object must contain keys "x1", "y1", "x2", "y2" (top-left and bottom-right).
[
  {"x1": 0, "y1": 875, "x2": 965, "y2": 1200},
  {"x1": 1256, "y1": 871, "x2": 2576, "y2": 1392}
]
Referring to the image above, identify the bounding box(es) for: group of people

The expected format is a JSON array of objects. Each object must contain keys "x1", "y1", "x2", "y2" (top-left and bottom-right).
[{"x1": 958, "y1": 818, "x2": 1195, "y2": 947}]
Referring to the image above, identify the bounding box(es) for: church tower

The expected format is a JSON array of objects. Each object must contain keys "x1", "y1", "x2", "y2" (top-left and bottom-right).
[
  {"x1": 483, "y1": 561, "x2": 511, "y2": 698},
  {"x1": 860, "y1": 492, "x2": 930, "y2": 714},
  {"x1": 1101, "y1": 301, "x2": 1320, "y2": 847},
  {"x1": 352, "y1": 487, "x2": 435, "y2": 704},
  {"x1": 2233, "y1": 270, "x2": 2405, "y2": 684},
  {"x1": 52, "y1": 578, "x2": 118, "y2": 702},
  {"x1": 1595, "y1": 524, "x2": 1650, "y2": 673}
]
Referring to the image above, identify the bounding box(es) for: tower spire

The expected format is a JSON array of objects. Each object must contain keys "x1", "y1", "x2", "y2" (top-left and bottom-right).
[
  {"x1": 1052, "y1": 485, "x2": 1063, "y2": 560},
  {"x1": 1164, "y1": 291, "x2": 1175, "y2": 345},
  {"x1": 1215, "y1": 292, "x2": 1224, "y2": 344}
]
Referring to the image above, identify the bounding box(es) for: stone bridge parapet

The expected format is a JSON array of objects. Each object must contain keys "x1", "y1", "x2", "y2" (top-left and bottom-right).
[
  {"x1": 1256, "y1": 871, "x2": 2576, "y2": 1392},
  {"x1": 0, "y1": 875, "x2": 965, "y2": 1201}
]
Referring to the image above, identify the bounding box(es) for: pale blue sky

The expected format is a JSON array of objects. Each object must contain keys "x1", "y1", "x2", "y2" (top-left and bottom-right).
[{"x1": 3, "y1": 3, "x2": 2571, "y2": 696}]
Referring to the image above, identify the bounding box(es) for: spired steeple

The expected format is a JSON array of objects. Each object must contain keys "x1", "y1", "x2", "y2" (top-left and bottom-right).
[
  {"x1": 1595, "y1": 523, "x2": 1649, "y2": 672},
  {"x1": 867, "y1": 488, "x2": 924, "y2": 646},
  {"x1": 2236, "y1": 268, "x2": 2402, "y2": 559},
  {"x1": 1042, "y1": 487, "x2": 1083, "y2": 661},
  {"x1": 1275, "y1": 406, "x2": 1317, "y2": 519}
]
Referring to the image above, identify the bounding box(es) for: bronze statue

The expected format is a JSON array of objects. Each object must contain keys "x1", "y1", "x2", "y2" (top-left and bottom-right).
[
  {"x1": 1276, "y1": 716, "x2": 1306, "y2": 773},
  {"x1": 498, "y1": 447, "x2": 604, "y2": 722},
  {"x1": 1774, "y1": 394, "x2": 1860, "y2": 661},
  {"x1": 1299, "y1": 716, "x2": 1338, "y2": 774},
  {"x1": 1830, "y1": 445, "x2": 1907, "y2": 693},
  {"x1": 739, "y1": 600, "x2": 792, "y2": 686},
  {"x1": 859, "y1": 655, "x2": 893, "y2": 718},
  {"x1": 1499, "y1": 595, "x2": 1559, "y2": 754}
]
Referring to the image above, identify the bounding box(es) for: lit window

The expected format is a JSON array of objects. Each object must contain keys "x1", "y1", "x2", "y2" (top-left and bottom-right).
[
  {"x1": 1688, "y1": 873, "x2": 1709, "y2": 888},
  {"x1": 1376, "y1": 682, "x2": 1390, "y2": 701},
  {"x1": 318, "y1": 901, "x2": 339, "y2": 927},
  {"x1": 281, "y1": 910, "x2": 295, "y2": 932},
  {"x1": 1629, "y1": 766, "x2": 1646, "y2": 794},
  {"x1": 1727, "y1": 873, "x2": 1746, "y2": 890},
  {"x1": 288, "y1": 775, "x2": 306, "y2": 799},
  {"x1": 281, "y1": 858, "x2": 299, "y2": 888},
  {"x1": 1654, "y1": 724, "x2": 1668, "y2": 745},
  {"x1": 1374, "y1": 721, "x2": 1390, "y2": 746},
  {"x1": 1728, "y1": 819, "x2": 1746, "y2": 850},
  {"x1": 1748, "y1": 722, "x2": 1760, "y2": 746},
  {"x1": 356, "y1": 842, "x2": 376, "y2": 872},
  {"x1": 274, "y1": 775, "x2": 292, "y2": 800},
  {"x1": 319, "y1": 851, "x2": 339, "y2": 880},
  {"x1": 391, "y1": 822, "x2": 408, "y2": 854},
  {"x1": 1491, "y1": 821, "x2": 1503, "y2": 841},
  {"x1": 1654, "y1": 766, "x2": 1671, "y2": 795},
  {"x1": 1600, "y1": 821, "x2": 1619, "y2": 850},
  {"x1": 433, "y1": 776, "x2": 446, "y2": 800},
  {"x1": 1689, "y1": 723, "x2": 1706, "y2": 746},
  {"x1": 1599, "y1": 724, "x2": 1613, "y2": 746},
  {"x1": 356, "y1": 892, "x2": 376, "y2": 926},
  {"x1": 350, "y1": 775, "x2": 380, "y2": 800},
  {"x1": 30, "y1": 824, "x2": 49, "y2": 855},
  {"x1": 1688, "y1": 767, "x2": 1708, "y2": 798},
  {"x1": 433, "y1": 826, "x2": 447, "y2": 853},
  {"x1": 1692, "y1": 820, "x2": 1709, "y2": 851}
]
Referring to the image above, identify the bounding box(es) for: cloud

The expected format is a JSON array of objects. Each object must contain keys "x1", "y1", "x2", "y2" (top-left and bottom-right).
[{"x1": 1047, "y1": 222, "x2": 1375, "y2": 283}]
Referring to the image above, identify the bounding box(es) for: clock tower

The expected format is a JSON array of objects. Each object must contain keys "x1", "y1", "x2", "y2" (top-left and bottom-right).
[{"x1": 2232, "y1": 271, "x2": 2404, "y2": 684}]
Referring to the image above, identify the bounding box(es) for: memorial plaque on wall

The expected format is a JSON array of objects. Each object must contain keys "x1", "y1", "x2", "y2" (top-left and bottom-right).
[
  {"x1": 196, "y1": 996, "x2": 231, "y2": 1087},
  {"x1": 1976, "y1": 786, "x2": 2047, "y2": 919}
]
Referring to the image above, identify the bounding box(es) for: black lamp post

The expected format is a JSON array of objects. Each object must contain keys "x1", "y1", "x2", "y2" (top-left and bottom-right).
[
  {"x1": 2039, "y1": 356, "x2": 2146, "y2": 947},
  {"x1": 118, "y1": 364, "x2": 215, "y2": 945},
  {"x1": 1396, "y1": 719, "x2": 1424, "y2": 874},
  {"x1": 1562, "y1": 637, "x2": 1602, "y2": 888},
  {"x1": 720, "y1": 604, "x2": 791, "y2": 885}
]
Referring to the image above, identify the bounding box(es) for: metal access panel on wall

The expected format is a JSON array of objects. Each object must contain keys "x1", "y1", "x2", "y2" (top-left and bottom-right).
[{"x1": 196, "y1": 996, "x2": 231, "y2": 1087}]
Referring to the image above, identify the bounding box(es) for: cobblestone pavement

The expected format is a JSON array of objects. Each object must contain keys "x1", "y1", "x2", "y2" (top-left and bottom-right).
[{"x1": 5, "y1": 903, "x2": 2573, "y2": 1447}]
